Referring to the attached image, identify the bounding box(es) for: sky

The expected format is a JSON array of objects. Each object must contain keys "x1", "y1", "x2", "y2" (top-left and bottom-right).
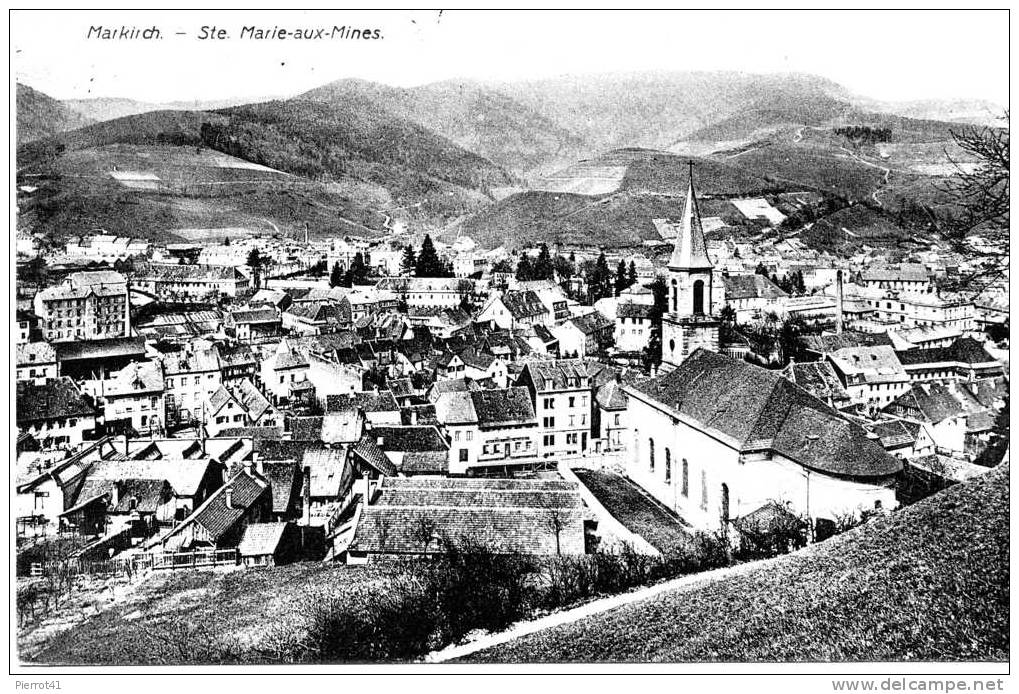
[{"x1": 12, "y1": 9, "x2": 1010, "y2": 106}]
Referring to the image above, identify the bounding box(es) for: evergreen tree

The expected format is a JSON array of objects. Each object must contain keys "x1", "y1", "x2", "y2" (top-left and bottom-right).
[
  {"x1": 587, "y1": 252, "x2": 613, "y2": 302},
  {"x1": 614, "y1": 259, "x2": 628, "y2": 296},
  {"x1": 246, "y1": 248, "x2": 263, "y2": 290},
  {"x1": 415, "y1": 234, "x2": 445, "y2": 277},
  {"x1": 553, "y1": 254, "x2": 574, "y2": 281},
  {"x1": 516, "y1": 254, "x2": 534, "y2": 281},
  {"x1": 401, "y1": 246, "x2": 417, "y2": 275},
  {"x1": 348, "y1": 252, "x2": 368, "y2": 286},
  {"x1": 329, "y1": 262, "x2": 343, "y2": 288},
  {"x1": 755, "y1": 262, "x2": 770, "y2": 276},
  {"x1": 534, "y1": 243, "x2": 554, "y2": 280},
  {"x1": 642, "y1": 276, "x2": 669, "y2": 370},
  {"x1": 627, "y1": 261, "x2": 638, "y2": 289}
]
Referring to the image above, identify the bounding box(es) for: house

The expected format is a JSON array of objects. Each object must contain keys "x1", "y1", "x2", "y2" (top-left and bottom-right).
[
  {"x1": 282, "y1": 301, "x2": 352, "y2": 335},
  {"x1": 458, "y1": 347, "x2": 510, "y2": 387},
  {"x1": 161, "y1": 345, "x2": 223, "y2": 428},
  {"x1": 894, "y1": 337, "x2": 1004, "y2": 383},
  {"x1": 224, "y1": 308, "x2": 282, "y2": 343},
  {"x1": 206, "y1": 386, "x2": 249, "y2": 437},
  {"x1": 722, "y1": 274, "x2": 788, "y2": 322},
  {"x1": 33, "y1": 270, "x2": 130, "y2": 342},
  {"x1": 407, "y1": 307, "x2": 473, "y2": 339},
  {"x1": 249, "y1": 288, "x2": 293, "y2": 312},
  {"x1": 615, "y1": 302, "x2": 655, "y2": 353},
  {"x1": 16, "y1": 309, "x2": 39, "y2": 344},
  {"x1": 553, "y1": 311, "x2": 614, "y2": 358},
  {"x1": 827, "y1": 346, "x2": 910, "y2": 412},
  {"x1": 134, "y1": 263, "x2": 249, "y2": 302},
  {"x1": 780, "y1": 361, "x2": 854, "y2": 411},
  {"x1": 517, "y1": 280, "x2": 571, "y2": 323},
  {"x1": 883, "y1": 380, "x2": 1002, "y2": 459},
  {"x1": 16, "y1": 378, "x2": 99, "y2": 450},
  {"x1": 260, "y1": 348, "x2": 310, "y2": 406},
  {"x1": 516, "y1": 361, "x2": 595, "y2": 457},
  {"x1": 477, "y1": 290, "x2": 550, "y2": 330},
  {"x1": 622, "y1": 349, "x2": 901, "y2": 534},
  {"x1": 230, "y1": 378, "x2": 280, "y2": 428},
  {"x1": 326, "y1": 391, "x2": 402, "y2": 426},
  {"x1": 97, "y1": 361, "x2": 166, "y2": 436},
  {"x1": 305, "y1": 354, "x2": 363, "y2": 406},
  {"x1": 433, "y1": 387, "x2": 540, "y2": 474},
  {"x1": 237, "y1": 522, "x2": 302, "y2": 567},
  {"x1": 860, "y1": 263, "x2": 933, "y2": 294},
  {"x1": 16, "y1": 342, "x2": 58, "y2": 384},
  {"x1": 345, "y1": 476, "x2": 585, "y2": 561},
  {"x1": 219, "y1": 345, "x2": 259, "y2": 383},
  {"x1": 376, "y1": 277, "x2": 472, "y2": 310},
  {"x1": 369, "y1": 425, "x2": 451, "y2": 476},
  {"x1": 593, "y1": 379, "x2": 629, "y2": 452},
  {"x1": 153, "y1": 467, "x2": 272, "y2": 552}
]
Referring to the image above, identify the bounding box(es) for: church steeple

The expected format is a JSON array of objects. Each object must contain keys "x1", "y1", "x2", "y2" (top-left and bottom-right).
[{"x1": 668, "y1": 162, "x2": 713, "y2": 271}]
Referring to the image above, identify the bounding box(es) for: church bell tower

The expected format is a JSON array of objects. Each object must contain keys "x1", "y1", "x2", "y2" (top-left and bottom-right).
[{"x1": 660, "y1": 164, "x2": 720, "y2": 373}]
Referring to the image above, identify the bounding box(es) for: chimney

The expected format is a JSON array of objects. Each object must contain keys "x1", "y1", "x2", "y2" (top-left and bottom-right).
[
  {"x1": 224, "y1": 484, "x2": 234, "y2": 510},
  {"x1": 835, "y1": 269, "x2": 844, "y2": 335},
  {"x1": 122, "y1": 433, "x2": 130, "y2": 456},
  {"x1": 302, "y1": 465, "x2": 312, "y2": 525}
]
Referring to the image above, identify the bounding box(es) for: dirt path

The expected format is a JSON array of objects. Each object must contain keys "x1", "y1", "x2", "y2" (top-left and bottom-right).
[{"x1": 425, "y1": 559, "x2": 764, "y2": 663}]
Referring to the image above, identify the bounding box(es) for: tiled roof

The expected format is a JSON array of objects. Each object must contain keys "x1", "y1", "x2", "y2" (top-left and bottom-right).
[
  {"x1": 325, "y1": 391, "x2": 399, "y2": 413},
  {"x1": 781, "y1": 361, "x2": 851, "y2": 404},
  {"x1": 370, "y1": 425, "x2": 449, "y2": 453},
  {"x1": 522, "y1": 360, "x2": 592, "y2": 392},
  {"x1": 320, "y1": 410, "x2": 365, "y2": 444},
  {"x1": 86, "y1": 457, "x2": 212, "y2": 497},
  {"x1": 192, "y1": 471, "x2": 269, "y2": 541},
  {"x1": 230, "y1": 379, "x2": 272, "y2": 422},
  {"x1": 16, "y1": 378, "x2": 97, "y2": 424},
  {"x1": 54, "y1": 337, "x2": 146, "y2": 363},
  {"x1": 470, "y1": 387, "x2": 537, "y2": 427},
  {"x1": 829, "y1": 346, "x2": 907, "y2": 383},
  {"x1": 800, "y1": 331, "x2": 894, "y2": 356},
  {"x1": 626, "y1": 349, "x2": 901, "y2": 478},
  {"x1": 16, "y1": 342, "x2": 57, "y2": 365},
  {"x1": 352, "y1": 436, "x2": 398, "y2": 477},
  {"x1": 228, "y1": 308, "x2": 279, "y2": 324},
  {"x1": 104, "y1": 361, "x2": 164, "y2": 398},
  {"x1": 616, "y1": 303, "x2": 655, "y2": 319},
  {"x1": 301, "y1": 447, "x2": 354, "y2": 498},
  {"x1": 896, "y1": 337, "x2": 999, "y2": 368},
  {"x1": 860, "y1": 263, "x2": 930, "y2": 283},
  {"x1": 287, "y1": 416, "x2": 323, "y2": 441},
  {"x1": 501, "y1": 290, "x2": 548, "y2": 320},
  {"x1": 723, "y1": 273, "x2": 788, "y2": 301},
  {"x1": 261, "y1": 461, "x2": 301, "y2": 514},
  {"x1": 595, "y1": 380, "x2": 628, "y2": 410},
  {"x1": 568, "y1": 311, "x2": 613, "y2": 336},
  {"x1": 237, "y1": 522, "x2": 291, "y2": 557}
]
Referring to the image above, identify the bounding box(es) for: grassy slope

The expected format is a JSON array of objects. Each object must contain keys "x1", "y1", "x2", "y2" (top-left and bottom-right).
[
  {"x1": 467, "y1": 464, "x2": 1010, "y2": 663},
  {"x1": 24, "y1": 562, "x2": 410, "y2": 665}
]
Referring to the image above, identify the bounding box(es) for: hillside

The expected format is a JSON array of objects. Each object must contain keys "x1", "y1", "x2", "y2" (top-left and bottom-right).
[
  {"x1": 64, "y1": 95, "x2": 275, "y2": 123},
  {"x1": 16, "y1": 84, "x2": 93, "y2": 145},
  {"x1": 16, "y1": 98, "x2": 514, "y2": 245},
  {"x1": 300, "y1": 79, "x2": 586, "y2": 176},
  {"x1": 465, "y1": 464, "x2": 1009, "y2": 662}
]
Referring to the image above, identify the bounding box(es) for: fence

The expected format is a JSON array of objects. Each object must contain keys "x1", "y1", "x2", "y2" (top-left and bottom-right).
[{"x1": 33, "y1": 548, "x2": 239, "y2": 579}]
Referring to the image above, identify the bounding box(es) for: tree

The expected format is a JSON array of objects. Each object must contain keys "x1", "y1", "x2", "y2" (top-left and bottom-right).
[
  {"x1": 778, "y1": 314, "x2": 806, "y2": 365},
  {"x1": 614, "y1": 259, "x2": 628, "y2": 296},
  {"x1": 490, "y1": 258, "x2": 513, "y2": 274},
  {"x1": 586, "y1": 252, "x2": 613, "y2": 303},
  {"x1": 515, "y1": 254, "x2": 534, "y2": 281},
  {"x1": 553, "y1": 254, "x2": 574, "y2": 282},
  {"x1": 246, "y1": 249, "x2": 263, "y2": 291},
  {"x1": 940, "y1": 113, "x2": 1010, "y2": 291},
  {"x1": 626, "y1": 261, "x2": 638, "y2": 289},
  {"x1": 755, "y1": 262, "x2": 770, "y2": 277},
  {"x1": 401, "y1": 246, "x2": 417, "y2": 275},
  {"x1": 642, "y1": 276, "x2": 668, "y2": 370},
  {"x1": 415, "y1": 234, "x2": 446, "y2": 277},
  {"x1": 329, "y1": 262, "x2": 344, "y2": 288},
  {"x1": 347, "y1": 252, "x2": 368, "y2": 286},
  {"x1": 719, "y1": 304, "x2": 738, "y2": 344},
  {"x1": 533, "y1": 243, "x2": 554, "y2": 281}
]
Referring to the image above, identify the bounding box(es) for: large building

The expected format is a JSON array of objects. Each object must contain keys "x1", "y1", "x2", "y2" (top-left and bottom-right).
[
  {"x1": 622, "y1": 350, "x2": 901, "y2": 535},
  {"x1": 661, "y1": 169, "x2": 720, "y2": 372},
  {"x1": 33, "y1": 271, "x2": 130, "y2": 342}
]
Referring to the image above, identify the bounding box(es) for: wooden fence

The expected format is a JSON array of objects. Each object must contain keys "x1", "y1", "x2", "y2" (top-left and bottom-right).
[{"x1": 35, "y1": 548, "x2": 239, "y2": 579}]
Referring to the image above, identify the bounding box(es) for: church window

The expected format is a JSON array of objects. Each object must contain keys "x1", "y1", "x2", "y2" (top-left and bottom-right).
[
  {"x1": 682, "y1": 459, "x2": 689, "y2": 497},
  {"x1": 665, "y1": 448, "x2": 671, "y2": 483},
  {"x1": 671, "y1": 280, "x2": 678, "y2": 313},
  {"x1": 669, "y1": 338, "x2": 675, "y2": 353},
  {"x1": 649, "y1": 438, "x2": 655, "y2": 472},
  {"x1": 700, "y1": 469, "x2": 708, "y2": 510},
  {"x1": 693, "y1": 280, "x2": 705, "y2": 315}
]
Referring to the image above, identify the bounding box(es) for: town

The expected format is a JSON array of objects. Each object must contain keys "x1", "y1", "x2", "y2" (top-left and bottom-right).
[{"x1": 12, "y1": 13, "x2": 1010, "y2": 665}]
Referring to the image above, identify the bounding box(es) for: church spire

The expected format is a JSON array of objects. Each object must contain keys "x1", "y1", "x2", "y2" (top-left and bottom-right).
[{"x1": 668, "y1": 162, "x2": 713, "y2": 271}]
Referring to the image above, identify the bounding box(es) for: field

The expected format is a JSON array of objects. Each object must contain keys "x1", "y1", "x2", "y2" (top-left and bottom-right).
[
  {"x1": 575, "y1": 469, "x2": 691, "y2": 554},
  {"x1": 465, "y1": 464, "x2": 1010, "y2": 663}
]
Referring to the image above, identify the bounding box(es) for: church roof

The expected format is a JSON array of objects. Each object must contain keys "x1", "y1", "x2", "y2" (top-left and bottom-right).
[{"x1": 668, "y1": 171, "x2": 713, "y2": 271}]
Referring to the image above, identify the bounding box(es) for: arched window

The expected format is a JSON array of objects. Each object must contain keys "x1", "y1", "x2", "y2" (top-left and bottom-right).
[
  {"x1": 671, "y1": 279, "x2": 678, "y2": 313},
  {"x1": 720, "y1": 483, "x2": 729, "y2": 522},
  {"x1": 669, "y1": 338, "x2": 675, "y2": 354},
  {"x1": 649, "y1": 438, "x2": 655, "y2": 472},
  {"x1": 681, "y1": 459, "x2": 689, "y2": 497},
  {"x1": 693, "y1": 279, "x2": 705, "y2": 315},
  {"x1": 665, "y1": 448, "x2": 671, "y2": 483}
]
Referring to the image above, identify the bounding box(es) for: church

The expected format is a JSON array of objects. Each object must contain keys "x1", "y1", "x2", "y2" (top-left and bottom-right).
[
  {"x1": 660, "y1": 165, "x2": 720, "y2": 373},
  {"x1": 621, "y1": 169, "x2": 901, "y2": 535}
]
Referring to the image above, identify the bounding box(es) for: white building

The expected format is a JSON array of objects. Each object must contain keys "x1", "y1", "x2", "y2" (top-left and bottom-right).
[{"x1": 622, "y1": 349, "x2": 901, "y2": 535}]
